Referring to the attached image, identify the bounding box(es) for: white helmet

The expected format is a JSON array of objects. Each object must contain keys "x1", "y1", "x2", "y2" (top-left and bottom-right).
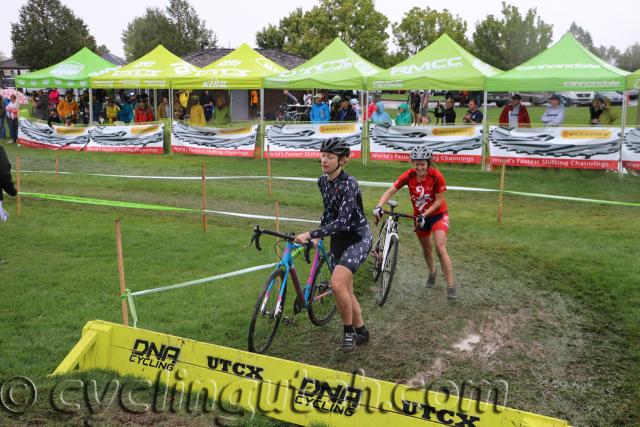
[{"x1": 410, "y1": 145, "x2": 433, "y2": 161}]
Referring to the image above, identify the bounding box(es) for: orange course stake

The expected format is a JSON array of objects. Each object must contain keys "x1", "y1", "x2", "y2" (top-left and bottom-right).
[
  {"x1": 115, "y1": 219, "x2": 129, "y2": 326},
  {"x1": 16, "y1": 156, "x2": 21, "y2": 216},
  {"x1": 497, "y1": 160, "x2": 506, "y2": 224},
  {"x1": 201, "y1": 162, "x2": 208, "y2": 233}
]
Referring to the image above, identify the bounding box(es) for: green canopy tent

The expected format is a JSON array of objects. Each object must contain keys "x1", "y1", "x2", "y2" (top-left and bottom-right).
[
  {"x1": 15, "y1": 47, "x2": 119, "y2": 122},
  {"x1": 487, "y1": 33, "x2": 629, "y2": 92},
  {"x1": 263, "y1": 38, "x2": 382, "y2": 90},
  {"x1": 628, "y1": 69, "x2": 640, "y2": 125},
  {"x1": 367, "y1": 33, "x2": 501, "y2": 91},
  {"x1": 91, "y1": 45, "x2": 202, "y2": 119},
  {"x1": 172, "y1": 43, "x2": 286, "y2": 120}
]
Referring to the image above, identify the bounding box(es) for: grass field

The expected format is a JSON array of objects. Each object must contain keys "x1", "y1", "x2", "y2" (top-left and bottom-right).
[{"x1": 0, "y1": 141, "x2": 639, "y2": 426}]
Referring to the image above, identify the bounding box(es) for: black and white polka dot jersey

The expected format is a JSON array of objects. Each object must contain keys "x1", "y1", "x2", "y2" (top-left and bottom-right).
[{"x1": 309, "y1": 171, "x2": 370, "y2": 240}]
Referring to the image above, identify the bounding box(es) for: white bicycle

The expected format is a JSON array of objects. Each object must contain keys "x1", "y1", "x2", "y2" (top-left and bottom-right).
[{"x1": 370, "y1": 200, "x2": 416, "y2": 307}]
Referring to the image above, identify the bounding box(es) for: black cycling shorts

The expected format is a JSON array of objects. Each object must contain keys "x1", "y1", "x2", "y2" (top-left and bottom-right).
[{"x1": 329, "y1": 230, "x2": 373, "y2": 274}]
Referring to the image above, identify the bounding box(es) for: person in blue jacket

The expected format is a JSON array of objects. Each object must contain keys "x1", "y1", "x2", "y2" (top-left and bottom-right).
[
  {"x1": 310, "y1": 93, "x2": 330, "y2": 123},
  {"x1": 117, "y1": 96, "x2": 134, "y2": 124},
  {"x1": 370, "y1": 101, "x2": 392, "y2": 125}
]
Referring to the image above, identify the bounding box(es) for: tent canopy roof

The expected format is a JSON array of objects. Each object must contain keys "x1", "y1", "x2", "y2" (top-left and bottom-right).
[
  {"x1": 487, "y1": 32, "x2": 629, "y2": 92},
  {"x1": 264, "y1": 38, "x2": 382, "y2": 90},
  {"x1": 16, "y1": 47, "x2": 118, "y2": 89},
  {"x1": 367, "y1": 34, "x2": 502, "y2": 91}
]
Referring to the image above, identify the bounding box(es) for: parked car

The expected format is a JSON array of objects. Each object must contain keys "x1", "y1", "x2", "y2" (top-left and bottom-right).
[
  {"x1": 558, "y1": 91, "x2": 594, "y2": 106},
  {"x1": 594, "y1": 91, "x2": 624, "y2": 105},
  {"x1": 626, "y1": 89, "x2": 638, "y2": 100},
  {"x1": 487, "y1": 92, "x2": 549, "y2": 107}
]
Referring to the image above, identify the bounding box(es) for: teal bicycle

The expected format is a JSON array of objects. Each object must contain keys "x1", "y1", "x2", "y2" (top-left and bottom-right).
[{"x1": 248, "y1": 225, "x2": 337, "y2": 354}]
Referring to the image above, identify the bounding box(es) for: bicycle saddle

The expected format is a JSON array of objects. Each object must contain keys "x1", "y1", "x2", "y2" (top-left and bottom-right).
[{"x1": 387, "y1": 200, "x2": 398, "y2": 208}]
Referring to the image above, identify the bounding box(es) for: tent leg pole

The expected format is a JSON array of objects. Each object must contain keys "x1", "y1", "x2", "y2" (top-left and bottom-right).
[
  {"x1": 153, "y1": 89, "x2": 157, "y2": 121},
  {"x1": 89, "y1": 88, "x2": 93, "y2": 124},
  {"x1": 260, "y1": 88, "x2": 265, "y2": 160},
  {"x1": 482, "y1": 90, "x2": 489, "y2": 172},
  {"x1": 619, "y1": 90, "x2": 629, "y2": 178}
]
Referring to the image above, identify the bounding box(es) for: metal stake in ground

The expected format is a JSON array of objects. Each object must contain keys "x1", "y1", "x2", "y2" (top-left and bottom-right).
[
  {"x1": 55, "y1": 156, "x2": 59, "y2": 179},
  {"x1": 498, "y1": 160, "x2": 507, "y2": 224},
  {"x1": 115, "y1": 219, "x2": 129, "y2": 326},
  {"x1": 267, "y1": 144, "x2": 273, "y2": 197},
  {"x1": 201, "y1": 162, "x2": 208, "y2": 233},
  {"x1": 16, "y1": 156, "x2": 21, "y2": 216}
]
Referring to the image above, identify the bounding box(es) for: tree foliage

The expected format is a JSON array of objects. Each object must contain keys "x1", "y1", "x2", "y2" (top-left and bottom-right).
[
  {"x1": 255, "y1": 0, "x2": 389, "y2": 66},
  {"x1": 122, "y1": 0, "x2": 216, "y2": 61},
  {"x1": 392, "y1": 7, "x2": 468, "y2": 56},
  {"x1": 11, "y1": 0, "x2": 97, "y2": 69},
  {"x1": 472, "y1": 2, "x2": 553, "y2": 70}
]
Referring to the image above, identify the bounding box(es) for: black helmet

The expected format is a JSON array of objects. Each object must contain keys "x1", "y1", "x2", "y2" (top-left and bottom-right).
[{"x1": 320, "y1": 137, "x2": 351, "y2": 157}]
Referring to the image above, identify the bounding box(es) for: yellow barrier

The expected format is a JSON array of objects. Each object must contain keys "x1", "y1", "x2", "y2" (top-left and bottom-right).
[{"x1": 54, "y1": 320, "x2": 571, "y2": 427}]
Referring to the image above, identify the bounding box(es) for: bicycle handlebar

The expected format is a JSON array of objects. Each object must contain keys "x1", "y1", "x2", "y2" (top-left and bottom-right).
[
  {"x1": 250, "y1": 225, "x2": 314, "y2": 264},
  {"x1": 382, "y1": 210, "x2": 416, "y2": 220}
]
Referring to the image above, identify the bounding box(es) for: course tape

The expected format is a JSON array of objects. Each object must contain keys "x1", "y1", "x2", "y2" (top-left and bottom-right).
[
  {"x1": 20, "y1": 192, "x2": 320, "y2": 224},
  {"x1": 21, "y1": 170, "x2": 640, "y2": 207}
]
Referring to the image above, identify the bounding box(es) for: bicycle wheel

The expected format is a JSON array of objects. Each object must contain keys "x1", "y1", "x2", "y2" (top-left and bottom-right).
[
  {"x1": 370, "y1": 224, "x2": 386, "y2": 281},
  {"x1": 248, "y1": 268, "x2": 287, "y2": 353},
  {"x1": 308, "y1": 254, "x2": 337, "y2": 326},
  {"x1": 377, "y1": 235, "x2": 398, "y2": 307}
]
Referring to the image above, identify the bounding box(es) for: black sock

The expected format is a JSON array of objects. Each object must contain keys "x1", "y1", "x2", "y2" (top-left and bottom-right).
[
  {"x1": 344, "y1": 324, "x2": 355, "y2": 334},
  {"x1": 356, "y1": 325, "x2": 368, "y2": 336}
]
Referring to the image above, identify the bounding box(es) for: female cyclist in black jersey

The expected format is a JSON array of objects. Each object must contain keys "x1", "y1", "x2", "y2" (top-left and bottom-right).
[{"x1": 295, "y1": 138, "x2": 373, "y2": 352}]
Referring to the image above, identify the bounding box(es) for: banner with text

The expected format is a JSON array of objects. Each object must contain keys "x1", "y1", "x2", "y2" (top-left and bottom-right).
[
  {"x1": 265, "y1": 123, "x2": 362, "y2": 159},
  {"x1": 369, "y1": 124, "x2": 483, "y2": 163},
  {"x1": 171, "y1": 121, "x2": 258, "y2": 157},
  {"x1": 489, "y1": 126, "x2": 620, "y2": 169},
  {"x1": 18, "y1": 118, "x2": 164, "y2": 154},
  {"x1": 622, "y1": 128, "x2": 640, "y2": 171}
]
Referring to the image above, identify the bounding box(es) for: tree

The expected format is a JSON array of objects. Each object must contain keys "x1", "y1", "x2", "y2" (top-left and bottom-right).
[
  {"x1": 11, "y1": 0, "x2": 96, "y2": 69},
  {"x1": 392, "y1": 7, "x2": 469, "y2": 56},
  {"x1": 617, "y1": 43, "x2": 640, "y2": 72},
  {"x1": 166, "y1": 0, "x2": 216, "y2": 53},
  {"x1": 96, "y1": 45, "x2": 110, "y2": 56},
  {"x1": 122, "y1": 0, "x2": 216, "y2": 62},
  {"x1": 122, "y1": 8, "x2": 176, "y2": 62},
  {"x1": 255, "y1": 0, "x2": 390, "y2": 67},
  {"x1": 0, "y1": 51, "x2": 5, "y2": 62},
  {"x1": 569, "y1": 22, "x2": 620, "y2": 65},
  {"x1": 472, "y1": 2, "x2": 553, "y2": 70}
]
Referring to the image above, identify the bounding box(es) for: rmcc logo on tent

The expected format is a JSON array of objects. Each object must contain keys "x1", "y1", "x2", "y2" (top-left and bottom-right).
[
  {"x1": 51, "y1": 61, "x2": 85, "y2": 77},
  {"x1": 390, "y1": 57, "x2": 463, "y2": 75}
]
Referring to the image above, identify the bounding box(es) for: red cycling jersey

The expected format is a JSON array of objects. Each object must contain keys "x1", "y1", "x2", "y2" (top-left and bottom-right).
[{"x1": 393, "y1": 167, "x2": 447, "y2": 216}]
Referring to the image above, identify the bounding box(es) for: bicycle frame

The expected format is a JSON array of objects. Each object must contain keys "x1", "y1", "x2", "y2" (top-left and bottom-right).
[
  {"x1": 378, "y1": 216, "x2": 399, "y2": 269},
  {"x1": 263, "y1": 240, "x2": 332, "y2": 317}
]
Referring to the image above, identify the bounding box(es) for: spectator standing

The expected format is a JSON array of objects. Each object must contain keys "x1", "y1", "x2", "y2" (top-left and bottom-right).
[
  {"x1": 418, "y1": 90, "x2": 430, "y2": 124},
  {"x1": 156, "y1": 96, "x2": 169, "y2": 120},
  {"x1": 395, "y1": 103, "x2": 413, "y2": 125},
  {"x1": 335, "y1": 98, "x2": 356, "y2": 121},
  {"x1": 33, "y1": 90, "x2": 48, "y2": 121},
  {"x1": 92, "y1": 93, "x2": 103, "y2": 124},
  {"x1": 589, "y1": 98, "x2": 603, "y2": 125},
  {"x1": 189, "y1": 95, "x2": 206, "y2": 127},
  {"x1": 310, "y1": 93, "x2": 330, "y2": 123},
  {"x1": 433, "y1": 98, "x2": 456, "y2": 125},
  {"x1": 5, "y1": 95, "x2": 20, "y2": 143},
  {"x1": 105, "y1": 98, "x2": 119, "y2": 124},
  {"x1": 462, "y1": 99, "x2": 483, "y2": 124},
  {"x1": 541, "y1": 94, "x2": 565, "y2": 127},
  {"x1": 0, "y1": 97, "x2": 6, "y2": 138},
  {"x1": 366, "y1": 98, "x2": 377, "y2": 121},
  {"x1": 249, "y1": 90, "x2": 259, "y2": 119},
  {"x1": 303, "y1": 91, "x2": 313, "y2": 106},
  {"x1": 117, "y1": 97, "x2": 134, "y2": 124},
  {"x1": 598, "y1": 98, "x2": 618, "y2": 125},
  {"x1": 134, "y1": 100, "x2": 154, "y2": 123},
  {"x1": 48, "y1": 88, "x2": 60, "y2": 106},
  {"x1": 498, "y1": 94, "x2": 531, "y2": 128},
  {"x1": 56, "y1": 91, "x2": 79, "y2": 125},
  {"x1": 0, "y1": 145, "x2": 18, "y2": 223},
  {"x1": 201, "y1": 90, "x2": 214, "y2": 122},
  {"x1": 330, "y1": 95, "x2": 342, "y2": 121},
  {"x1": 370, "y1": 102, "x2": 392, "y2": 125},
  {"x1": 410, "y1": 91, "x2": 421, "y2": 124},
  {"x1": 212, "y1": 96, "x2": 231, "y2": 125},
  {"x1": 283, "y1": 90, "x2": 298, "y2": 105}
]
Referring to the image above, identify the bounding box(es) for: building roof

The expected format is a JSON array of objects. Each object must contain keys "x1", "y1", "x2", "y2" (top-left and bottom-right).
[
  {"x1": 183, "y1": 47, "x2": 306, "y2": 70},
  {"x1": 101, "y1": 52, "x2": 127, "y2": 66},
  {"x1": 0, "y1": 58, "x2": 30, "y2": 70}
]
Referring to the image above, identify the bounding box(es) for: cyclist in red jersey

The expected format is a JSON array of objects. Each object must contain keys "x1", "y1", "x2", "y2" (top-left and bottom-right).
[{"x1": 373, "y1": 145, "x2": 457, "y2": 300}]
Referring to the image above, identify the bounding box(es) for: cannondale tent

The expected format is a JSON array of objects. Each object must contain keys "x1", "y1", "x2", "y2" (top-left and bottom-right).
[
  {"x1": 367, "y1": 34, "x2": 502, "y2": 91},
  {"x1": 627, "y1": 68, "x2": 640, "y2": 90},
  {"x1": 263, "y1": 38, "x2": 382, "y2": 90},
  {"x1": 91, "y1": 45, "x2": 200, "y2": 89},
  {"x1": 487, "y1": 33, "x2": 629, "y2": 92},
  {"x1": 15, "y1": 47, "x2": 118, "y2": 89},
  {"x1": 172, "y1": 43, "x2": 285, "y2": 89}
]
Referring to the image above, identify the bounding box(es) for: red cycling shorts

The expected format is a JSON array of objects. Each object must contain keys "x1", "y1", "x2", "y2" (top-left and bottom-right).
[{"x1": 415, "y1": 213, "x2": 449, "y2": 238}]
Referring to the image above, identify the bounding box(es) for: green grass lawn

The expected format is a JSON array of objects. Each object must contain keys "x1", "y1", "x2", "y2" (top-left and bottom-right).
[{"x1": 0, "y1": 143, "x2": 638, "y2": 426}]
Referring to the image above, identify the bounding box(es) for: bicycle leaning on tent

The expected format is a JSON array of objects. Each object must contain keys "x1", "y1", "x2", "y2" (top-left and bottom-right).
[
  {"x1": 248, "y1": 225, "x2": 336, "y2": 354},
  {"x1": 370, "y1": 200, "x2": 415, "y2": 307}
]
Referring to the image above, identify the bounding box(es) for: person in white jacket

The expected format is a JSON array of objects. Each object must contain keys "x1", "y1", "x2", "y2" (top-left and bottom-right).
[{"x1": 541, "y1": 94, "x2": 565, "y2": 126}]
